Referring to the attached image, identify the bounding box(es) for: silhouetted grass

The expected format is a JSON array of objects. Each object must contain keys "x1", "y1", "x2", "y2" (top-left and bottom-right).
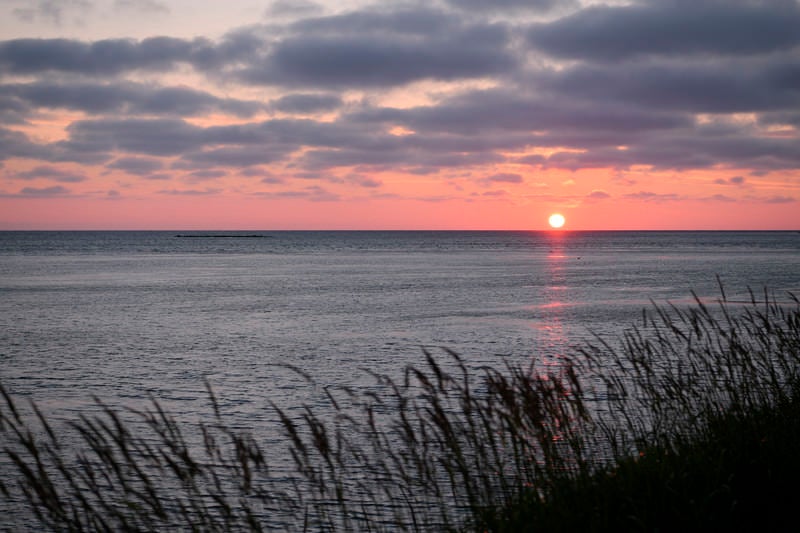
[{"x1": 2, "y1": 288, "x2": 799, "y2": 531}]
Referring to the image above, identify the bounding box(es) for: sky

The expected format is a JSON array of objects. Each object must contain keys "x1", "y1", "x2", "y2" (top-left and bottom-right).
[{"x1": 0, "y1": 0, "x2": 798, "y2": 230}]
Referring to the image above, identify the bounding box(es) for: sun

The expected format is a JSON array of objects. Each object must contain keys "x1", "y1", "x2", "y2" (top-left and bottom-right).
[{"x1": 548, "y1": 213, "x2": 566, "y2": 229}]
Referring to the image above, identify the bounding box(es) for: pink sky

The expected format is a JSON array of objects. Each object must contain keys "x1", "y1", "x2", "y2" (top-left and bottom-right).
[{"x1": 1, "y1": 0, "x2": 798, "y2": 230}]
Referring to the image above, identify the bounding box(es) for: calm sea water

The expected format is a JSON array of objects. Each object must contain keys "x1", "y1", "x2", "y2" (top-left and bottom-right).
[
  {"x1": 2, "y1": 230, "x2": 800, "y2": 411},
  {"x1": 1, "y1": 230, "x2": 799, "y2": 527}
]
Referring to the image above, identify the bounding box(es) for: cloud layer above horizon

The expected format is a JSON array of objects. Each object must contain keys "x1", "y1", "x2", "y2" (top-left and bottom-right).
[{"x1": 1, "y1": 0, "x2": 798, "y2": 229}]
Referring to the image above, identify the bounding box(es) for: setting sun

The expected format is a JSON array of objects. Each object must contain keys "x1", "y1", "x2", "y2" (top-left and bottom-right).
[{"x1": 548, "y1": 213, "x2": 566, "y2": 229}]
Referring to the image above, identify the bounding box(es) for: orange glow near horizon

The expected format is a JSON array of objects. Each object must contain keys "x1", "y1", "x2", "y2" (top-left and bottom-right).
[{"x1": 2, "y1": 185, "x2": 798, "y2": 231}]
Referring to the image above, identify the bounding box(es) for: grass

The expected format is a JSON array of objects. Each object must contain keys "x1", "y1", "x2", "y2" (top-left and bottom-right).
[
  {"x1": 481, "y1": 387, "x2": 800, "y2": 531},
  {"x1": 2, "y1": 287, "x2": 799, "y2": 531}
]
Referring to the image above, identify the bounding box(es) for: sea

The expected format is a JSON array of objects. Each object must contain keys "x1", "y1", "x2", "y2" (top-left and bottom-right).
[{"x1": 1, "y1": 230, "x2": 799, "y2": 528}]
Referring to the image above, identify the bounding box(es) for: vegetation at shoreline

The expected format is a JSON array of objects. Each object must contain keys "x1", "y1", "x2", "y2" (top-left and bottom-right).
[{"x1": 2, "y1": 288, "x2": 799, "y2": 531}]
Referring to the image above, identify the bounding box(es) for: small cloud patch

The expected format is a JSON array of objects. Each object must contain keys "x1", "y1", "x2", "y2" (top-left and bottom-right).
[
  {"x1": 14, "y1": 165, "x2": 85, "y2": 183},
  {"x1": 20, "y1": 185, "x2": 70, "y2": 196},
  {"x1": 714, "y1": 176, "x2": 746, "y2": 186},
  {"x1": 480, "y1": 173, "x2": 522, "y2": 186},
  {"x1": 587, "y1": 189, "x2": 610, "y2": 199}
]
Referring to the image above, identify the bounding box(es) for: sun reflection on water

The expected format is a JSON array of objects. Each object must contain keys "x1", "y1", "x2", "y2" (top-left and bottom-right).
[{"x1": 533, "y1": 235, "x2": 571, "y2": 371}]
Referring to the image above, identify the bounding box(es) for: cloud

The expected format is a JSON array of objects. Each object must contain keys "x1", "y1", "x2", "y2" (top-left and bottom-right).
[
  {"x1": 15, "y1": 116, "x2": 376, "y2": 168},
  {"x1": 0, "y1": 82, "x2": 265, "y2": 119},
  {"x1": 12, "y1": 165, "x2": 85, "y2": 182},
  {"x1": 536, "y1": 131, "x2": 800, "y2": 172},
  {"x1": 345, "y1": 85, "x2": 761, "y2": 172},
  {"x1": 0, "y1": 92, "x2": 30, "y2": 124},
  {"x1": 760, "y1": 112, "x2": 800, "y2": 128},
  {"x1": 527, "y1": 0, "x2": 800, "y2": 61},
  {"x1": 187, "y1": 169, "x2": 227, "y2": 180},
  {"x1": 298, "y1": 144, "x2": 504, "y2": 172},
  {"x1": 113, "y1": 0, "x2": 169, "y2": 14},
  {"x1": 714, "y1": 176, "x2": 746, "y2": 186},
  {"x1": 261, "y1": 185, "x2": 340, "y2": 201},
  {"x1": 144, "y1": 173, "x2": 171, "y2": 181},
  {"x1": 265, "y1": 0, "x2": 322, "y2": 18},
  {"x1": 534, "y1": 56, "x2": 800, "y2": 113},
  {"x1": 587, "y1": 189, "x2": 611, "y2": 199},
  {"x1": 19, "y1": 185, "x2": 71, "y2": 196},
  {"x1": 0, "y1": 9, "x2": 506, "y2": 92},
  {"x1": 60, "y1": 118, "x2": 203, "y2": 157},
  {"x1": 107, "y1": 157, "x2": 164, "y2": 176},
  {"x1": 481, "y1": 172, "x2": 523, "y2": 185},
  {"x1": 0, "y1": 0, "x2": 798, "y2": 191},
  {"x1": 761, "y1": 195, "x2": 795, "y2": 204},
  {"x1": 238, "y1": 167, "x2": 275, "y2": 178},
  {"x1": 516, "y1": 155, "x2": 545, "y2": 166},
  {"x1": 701, "y1": 193, "x2": 737, "y2": 202},
  {"x1": 237, "y1": 8, "x2": 516, "y2": 87},
  {"x1": 624, "y1": 191, "x2": 686, "y2": 203},
  {"x1": 348, "y1": 174, "x2": 383, "y2": 188},
  {"x1": 12, "y1": 0, "x2": 92, "y2": 26},
  {"x1": 272, "y1": 93, "x2": 343, "y2": 113},
  {"x1": 0, "y1": 35, "x2": 258, "y2": 76},
  {"x1": 351, "y1": 89, "x2": 691, "y2": 137},
  {"x1": 406, "y1": 167, "x2": 440, "y2": 175},
  {"x1": 0, "y1": 127, "x2": 110, "y2": 164},
  {"x1": 291, "y1": 171, "x2": 326, "y2": 180},
  {"x1": 0, "y1": 127, "x2": 41, "y2": 161},
  {"x1": 5, "y1": 82, "x2": 798, "y2": 180},
  {"x1": 444, "y1": 0, "x2": 573, "y2": 13},
  {"x1": 289, "y1": 8, "x2": 456, "y2": 37},
  {"x1": 179, "y1": 146, "x2": 291, "y2": 168},
  {"x1": 157, "y1": 188, "x2": 222, "y2": 196}
]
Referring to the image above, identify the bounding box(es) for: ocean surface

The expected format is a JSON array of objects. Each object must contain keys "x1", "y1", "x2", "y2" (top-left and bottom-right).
[{"x1": 1, "y1": 230, "x2": 799, "y2": 527}]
